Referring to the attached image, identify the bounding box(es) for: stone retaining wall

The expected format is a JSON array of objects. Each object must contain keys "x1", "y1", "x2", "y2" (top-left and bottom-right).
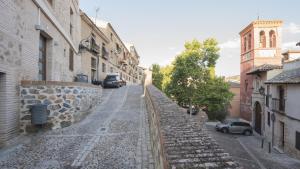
[
  {"x1": 144, "y1": 85, "x2": 240, "y2": 169},
  {"x1": 20, "y1": 81, "x2": 102, "y2": 133}
]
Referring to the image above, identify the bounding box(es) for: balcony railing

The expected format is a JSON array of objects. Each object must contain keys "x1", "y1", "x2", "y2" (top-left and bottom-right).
[
  {"x1": 272, "y1": 98, "x2": 285, "y2": 113},
  {"x1": 91, "y1": 43, "x2": 100, "y2": 54}
]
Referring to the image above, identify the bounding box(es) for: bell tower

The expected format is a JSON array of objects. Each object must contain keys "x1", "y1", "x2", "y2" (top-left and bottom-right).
[{"x1": 239, "y1": 20, "x2": 283, "y2": 121}]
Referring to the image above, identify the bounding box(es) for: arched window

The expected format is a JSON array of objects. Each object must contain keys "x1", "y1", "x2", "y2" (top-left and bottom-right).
[
  {"x1": 269, "y1": 30, "x2": 276, "y2": 48},
  {"x1": 244, "y1": 36, "x2": 247, "y2": 52},
  {"x1": 248, "y1": 34, "x2": 252, "y2": 50},
  {"x1": 259, "y1": 31, "x2": 266, "y2": 48}
]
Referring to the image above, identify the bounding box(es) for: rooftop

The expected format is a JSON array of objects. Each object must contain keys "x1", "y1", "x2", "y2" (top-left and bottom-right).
[
  {"x1": 240, "y1": 20, "x2": 283, "y2": 35},
  {"x1": 265, "y1": 67, "x2": 300, "y2": 84},
  {"x1": 246, "y1": 64, "x2": 282, "y2": 75}
]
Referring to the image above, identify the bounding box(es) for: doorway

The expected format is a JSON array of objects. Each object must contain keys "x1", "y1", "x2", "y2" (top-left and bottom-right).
[
  {"x1": 254, "y1": 102, "x2": 262, "y2": 135},
  {"x1": 279, "y1": 121, "x2": 285, "y2": 150}
]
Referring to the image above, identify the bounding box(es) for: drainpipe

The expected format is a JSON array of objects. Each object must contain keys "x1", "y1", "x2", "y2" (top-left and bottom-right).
[{"x1": 38, "y1": 8, "x2": 41, "y2": 25}]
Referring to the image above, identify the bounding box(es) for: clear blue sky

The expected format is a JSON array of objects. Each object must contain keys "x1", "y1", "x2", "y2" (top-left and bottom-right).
[{"x1": 80, "y1": 0, "x2": 300, "y2": 77}]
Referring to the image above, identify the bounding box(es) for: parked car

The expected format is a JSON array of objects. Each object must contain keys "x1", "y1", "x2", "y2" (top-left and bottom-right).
[
  {"x1": 215, "y1": 120, "x2": 253, "y2": 136},
  {"x1": 103, "y1": 74, "x2": 122, "y2": 88},
  {"x1": 186, "y1": 106, "x2": 199, "y2": 115}
]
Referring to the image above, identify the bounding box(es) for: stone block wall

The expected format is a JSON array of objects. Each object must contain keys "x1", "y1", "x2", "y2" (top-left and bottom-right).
[
  {"x1": 144, "y1": 85, "x2": 239, "y2": 169},
  {"x1": 20, "y1": 81, "x2": 102, "y2": 133}
]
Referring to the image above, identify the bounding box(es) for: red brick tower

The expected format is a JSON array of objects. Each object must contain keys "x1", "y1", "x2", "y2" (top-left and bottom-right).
[{"x1": 240, "y1": 20, "x2": 283, "y2": 121}]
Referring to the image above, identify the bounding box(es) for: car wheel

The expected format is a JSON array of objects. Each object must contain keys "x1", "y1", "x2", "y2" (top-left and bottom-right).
[
  {"x1": 222, "y1": 128, "x2": 229, "y2": 133},
  {"x1": 244, "y1": 130, "x2": 252, "y2": 136}
]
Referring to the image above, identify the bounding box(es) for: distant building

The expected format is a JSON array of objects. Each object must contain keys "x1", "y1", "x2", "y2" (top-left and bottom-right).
[
  {"x1": 228, "y1": 81, "x2": 240, "y2": 118},
  {"x1": 265, "y1": 59, "x2": 300, "y2": 159},
  {"x1": 97, "y1": 21, "x2": 140, "y2": 84},
  {"x1": 240, "y1": 20, "x2": 283, "y2": 122},
  {"x1": 282, "y1": 50, "x2": 300, "y2": 62},
  {"x1": 80, "y1": 11, "x2": 110, "y2": 83},
  {"x1": 137, "y1": 66, "x2": 146, "y2": 84}
]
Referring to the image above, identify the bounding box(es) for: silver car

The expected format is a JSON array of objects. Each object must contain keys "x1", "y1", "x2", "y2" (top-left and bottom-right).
[{"x1": 215, "y1": 120, "x2": 253, "y2": 136}]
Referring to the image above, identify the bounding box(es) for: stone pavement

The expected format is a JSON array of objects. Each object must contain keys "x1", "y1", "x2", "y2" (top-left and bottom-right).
[
  {"x1": 0, "y1": 85, "x2": 153, "y2": 169},
  {"x1": 206, "y1": 122, "x2": 300, "y2": 169}
]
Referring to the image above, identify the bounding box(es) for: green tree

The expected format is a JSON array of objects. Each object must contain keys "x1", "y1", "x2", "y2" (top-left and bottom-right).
[
  {"x1": 196, "y1": 77, "x2": 234, "y2": 121},
  {"x1": 151, "y1": 64, "x2": 163, "y2": 90},
  {"x1": 167, "y1": 39, "x2": 233, "y2": 121},
  {"x1": 160, "y1": 65, "x2": 173, "y2": 94}
]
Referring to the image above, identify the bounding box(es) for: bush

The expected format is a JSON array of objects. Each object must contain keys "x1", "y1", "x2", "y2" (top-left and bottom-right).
[{"x1": 206, "y1": 109, "x2": 228, "y2": 121}]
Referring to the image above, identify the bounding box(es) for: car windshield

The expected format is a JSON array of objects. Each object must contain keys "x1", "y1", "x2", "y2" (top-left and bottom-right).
[
  {"x1": 222, "y1": 119, "x2": 232, "y2": 124},
  {"x1": 105, "y1": 75, "x2": 117, "y2": 81}
]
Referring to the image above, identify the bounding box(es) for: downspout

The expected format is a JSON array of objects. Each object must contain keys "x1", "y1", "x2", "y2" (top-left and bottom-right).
[{"x1": 38, "y1": 8, "x2": 41, "y2": 25}]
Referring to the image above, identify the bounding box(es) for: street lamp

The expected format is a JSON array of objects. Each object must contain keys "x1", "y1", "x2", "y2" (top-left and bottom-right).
[{"x1": 259, "y1": 86, "x2": 265, "y2": 96}]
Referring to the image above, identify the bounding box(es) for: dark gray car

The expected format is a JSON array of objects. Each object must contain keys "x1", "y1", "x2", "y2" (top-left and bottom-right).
[{"x1": 215, "y1": 121, "x2": 253, "y2": 136}]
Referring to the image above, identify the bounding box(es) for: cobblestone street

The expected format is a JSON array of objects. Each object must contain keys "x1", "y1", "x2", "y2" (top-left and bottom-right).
[
  {"x1": 206, "y1": 122, "x2": 300, "y2": 169},
  {"x1": 0, "y1": 86, "x2": 153, "y2": 169}
]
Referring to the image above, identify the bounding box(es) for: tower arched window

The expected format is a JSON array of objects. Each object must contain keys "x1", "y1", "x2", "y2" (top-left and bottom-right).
[
  {"x1": 244, "y1": 36, "x2": 247, "y2": 52},
  {"x1": 269, "y1": 30, "x2": 276, "y2": 48},
  {"x1": 248, "y1": 34, "x2": 252, "y2": 50},
  {"x1": 259, "y1": 31, "x2": 266, "y2": 48}
]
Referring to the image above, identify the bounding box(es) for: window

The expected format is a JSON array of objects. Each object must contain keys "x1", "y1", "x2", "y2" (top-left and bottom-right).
[
  {"x1": 248, "y1": 34, "x2": 251, "y2": 50},
  {"x1": 110, "y1": 67, "x2": 113, "y2": 73},
  {"x1": 269, "y1": 30, "x2": 276, "y2": 48},
  {"x1": 259, "y1": 31, "x2": 266, "y2": 48},
  {"x1": 102, "y1": 63, "x2": 106, "y2": 73},
  {"x1": 267, "y1": 112, "x2": 270, "y2": 126},
  {"x1": 110, "y1": 33, "x2": 113, "y2": 41},
  {"x1": 38, "y1": 35, "x2": 47, "y2": 80},
  {"x1": 69, "y1": 48, "x2": 74, "y2": 71},
  {"x1": 70, "y1": 8, "x2": 73, "y2": 36},
  {"x1": 278, "y1": 86, "x2": 285, "y2": 111},
  {"x1": 245, "y1": 80, "x2": 248, "y2": 92},
  {"x1": 91, "y1": 58, "x2": 97, "y2": 81},
  {"x1": 243, "y1": 36, "x2": 247, "y2": 52}
]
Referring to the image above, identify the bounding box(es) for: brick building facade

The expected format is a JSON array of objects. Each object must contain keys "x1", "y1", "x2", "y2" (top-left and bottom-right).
[{"x1": 240, "y1": 20, "x2": 283, "y2": 121}]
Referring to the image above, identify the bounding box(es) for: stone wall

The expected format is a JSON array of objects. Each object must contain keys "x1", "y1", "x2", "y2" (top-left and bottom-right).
[
  {"x1": 20, "y1": 81, "x2": 102, "y2": 133},
  {"x1": 144, "y1": 85, "x2": 239, "y2": 169}
]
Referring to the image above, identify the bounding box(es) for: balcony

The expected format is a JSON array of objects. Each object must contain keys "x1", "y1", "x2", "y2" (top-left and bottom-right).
[
  {"x1": 272, "y1": 98, "x2": 285, "y2": 113},
  {"x1": 91, "y1": 43, "x2": 100, "y2": 54},
  {"x1": 101, "y1": 47, "x2": 109, "y2": 60}
]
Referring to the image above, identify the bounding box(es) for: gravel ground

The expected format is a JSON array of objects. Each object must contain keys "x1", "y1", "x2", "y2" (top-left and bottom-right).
[{"x1": 0, "y1": 85, "x2": 153, "y2": 169}]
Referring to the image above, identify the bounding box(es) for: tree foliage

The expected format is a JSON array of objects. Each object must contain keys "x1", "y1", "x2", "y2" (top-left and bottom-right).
[
  {"x1": 151, "y1": 64, "x2": 163, "y2": 90},
  {"x1": 166, "y1": 39, "x2": 233, "y2": 121}
]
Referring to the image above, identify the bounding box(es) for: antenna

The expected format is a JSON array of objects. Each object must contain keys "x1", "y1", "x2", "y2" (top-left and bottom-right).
[{"x1": 95, "y1": 7, "x2": 100, "y2": 25}]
